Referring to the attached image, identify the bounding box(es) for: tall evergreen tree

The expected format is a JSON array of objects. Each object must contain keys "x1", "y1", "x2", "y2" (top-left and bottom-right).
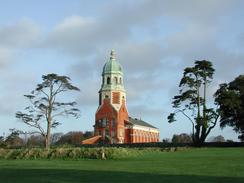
[
  {"x1": 168, "y1": 60, "x2": 219, "y2": 146},
  {"x1": 16, "y1": 73, "x2": 80, "y2": 149}
]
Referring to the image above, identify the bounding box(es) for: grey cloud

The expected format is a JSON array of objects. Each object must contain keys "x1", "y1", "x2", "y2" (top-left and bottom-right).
[
  {"x1": 162, "y1": 22, "x2": 244, "y2": 78},
  {"x1": 101, "y1": 0, "x2": 239, "y2": 30},
  {"x1": 69, "y1": 66, "x2": 101, "y2": 107},
  {"x1": 75, "y1": 76, "x2": 100, "y2": 107},
  {"x1": 43, "y1": 0, "x2": 244, "y2": 119},
  {"x1": 0, "y1": 18, "x2": 41, "y2": 67},
  {"x1": 0, "y1": 59, "x2": 40, "y2": 115},
  {"x1": 42, "y1": 15, "x2": 130, "y2": 57},
  {"x1": 127, "y1": 103, "x2": 165, "y2": 124},
  {"x1": 116, "y1": 41, "x2": 163, "y2": 73},
  {"x1": 0, "y1": 48, "x2": 13, "y2": 67},
  {"x1": 42, "y1": 0, "x2": 244, "y2": 80},
  {"x1": 0, "y1": 18, "x2": 40, "y2": 49},
  {"x1": 78, "y1": 86, "x2": 99, "y2": 107},
  {"x1": 70, "y1": 59, "x2": 97, "y2": 79},
  {"x1": 44, "y1": 16, "x2": 98, "y2": 56},
  {"x1": 42, "y1": 0, "x2": 244, "y2": 79}
]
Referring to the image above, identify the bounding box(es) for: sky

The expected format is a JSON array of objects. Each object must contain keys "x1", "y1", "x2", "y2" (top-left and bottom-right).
[{"x1": 0, "y1": 0, "x2": 244, "y2": 141}]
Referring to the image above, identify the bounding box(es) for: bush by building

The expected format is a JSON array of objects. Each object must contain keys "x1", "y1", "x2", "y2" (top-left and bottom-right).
[{"x1": 172, "y1": 133, "x2": 192, "y2": 144}]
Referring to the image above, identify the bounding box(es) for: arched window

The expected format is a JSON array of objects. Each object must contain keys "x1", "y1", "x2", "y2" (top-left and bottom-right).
[
  {"x1": 120, "y1": 77, "x2": 122, "y2": 84},
  {"x1": 114, "y1": 77, "x2": 118, "y2": 84},
  {"x1": 107, "y1": 77, "x2": 110, "y2": 84}
]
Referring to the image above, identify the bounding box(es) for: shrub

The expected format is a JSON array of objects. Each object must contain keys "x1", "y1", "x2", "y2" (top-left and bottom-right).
[
  {"x1": 0, "y1": 147, "x2": 155, "y2": 160},
  {"x1": 172, "y1": 133, "x2": 192, "y2": 143}
]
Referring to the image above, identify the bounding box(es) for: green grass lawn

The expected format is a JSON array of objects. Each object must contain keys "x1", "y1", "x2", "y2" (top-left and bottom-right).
[{"x1": 0, "y1": 148, "x2": 244, "y2": 183}]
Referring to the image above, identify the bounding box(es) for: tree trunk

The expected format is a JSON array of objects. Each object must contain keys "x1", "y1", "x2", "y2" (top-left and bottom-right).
[
  {"x1": 193, "y1": 120, "x2": 208, "y2": 147},
  {"x1": 194, "y1": 121, "x2": 200, "y2": 143},
  {"x1": 45, "y1": 121, "x2": 51, "y2": 149},
  {"x1": 45, "y1": 83, "x2": 53, "y2": 149},
  {"x1": 193, "y1": 124, "x2": 206, "y2": 147},
  {"x1": 195, "y1": 78, "x2": 201, "y2": 143},
  {"x1": 196, "y1": 80, "x2": 201, "y2": 122},
  {"x1": 203, "y1": 77, "x2": 207, "y2": 127},
  {"x1": 45, "y1": 106, "x2": 52, "y2": 149},
  {"x1": 45, "y1": 135, "x2": 49, "y2": 149},
  {"x1": 193, "y1": 135, "x2": 205, "y2": 147},
  {"x1": 200, "y1": 126, "x2": 207, "y2": 142}
]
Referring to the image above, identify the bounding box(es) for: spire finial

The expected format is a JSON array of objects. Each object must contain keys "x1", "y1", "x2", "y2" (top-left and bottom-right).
[{"x1": 110, "y1": 49, "x2": 116, "y2": 61}]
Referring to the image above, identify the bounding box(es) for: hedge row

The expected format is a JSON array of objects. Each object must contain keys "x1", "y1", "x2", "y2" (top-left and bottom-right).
[
  {"x1": 0, "y1": 146, "x2": 187, "y2": 160},
  {"x1": 76, "y1": 142, "x2": 244, "y2": 148},
  {"x1": 2, "y1": 142, "x2": 244, "y2": 150},
  {"x1": 0, "y1": 147, "x2": 145, "y2": 160}
]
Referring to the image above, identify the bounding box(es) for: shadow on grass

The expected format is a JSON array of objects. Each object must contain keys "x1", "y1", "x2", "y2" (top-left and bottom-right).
[{"x1": 0, "y1": 169, "x2": 243, "y2": 183}]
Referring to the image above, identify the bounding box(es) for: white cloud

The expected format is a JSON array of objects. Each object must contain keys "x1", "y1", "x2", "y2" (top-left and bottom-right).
[{"x1": 54, "y1": 16, "x2": 94, "y2": 31}]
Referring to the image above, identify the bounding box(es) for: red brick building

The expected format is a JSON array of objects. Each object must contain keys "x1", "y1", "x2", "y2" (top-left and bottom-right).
[{"x1": 82, "y1": 50, "x2": 159, "y2": 144}]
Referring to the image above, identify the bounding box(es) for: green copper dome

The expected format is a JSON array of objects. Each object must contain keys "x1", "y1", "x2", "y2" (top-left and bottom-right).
[{"x1": 102, "y1": 50, "x2": 122, "y2": 75}]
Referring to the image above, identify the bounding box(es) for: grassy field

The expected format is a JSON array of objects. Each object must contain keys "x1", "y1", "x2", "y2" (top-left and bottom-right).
[{"x1": 0, "y1": 148, "x2": 243, "y2": 183}]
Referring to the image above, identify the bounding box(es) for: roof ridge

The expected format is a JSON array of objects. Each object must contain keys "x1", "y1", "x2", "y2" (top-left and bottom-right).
[{"x1": 128, "y1": 116, "x2": 158, "y2": 129}]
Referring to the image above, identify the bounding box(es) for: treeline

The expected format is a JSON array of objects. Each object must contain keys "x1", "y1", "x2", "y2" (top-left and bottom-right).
[
  {"x1": 0, "y1": 131, "x2": 93, "y2": 148},
  {"x1": 0, "y1": 131, "x2": 235, "y2": 149}
]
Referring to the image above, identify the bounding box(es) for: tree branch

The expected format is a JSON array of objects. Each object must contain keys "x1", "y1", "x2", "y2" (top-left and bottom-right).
[
  {"x1": 175, "y1": 109, "x2": 195, "y2": 135},
  {"x1": 206, "y1": 114, "x2": 219, "y2": 137},
  {"x1": 39, "y1": 89, "x2": 49, "y2": 100},
  {"x1": 53, "y1": 82, "x2": 64, "y2": 96}
]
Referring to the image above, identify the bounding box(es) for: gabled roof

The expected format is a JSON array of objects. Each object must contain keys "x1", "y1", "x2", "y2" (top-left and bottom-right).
[{"x1": 128, "y1": 117, "x2": 158, "y2": 129}]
